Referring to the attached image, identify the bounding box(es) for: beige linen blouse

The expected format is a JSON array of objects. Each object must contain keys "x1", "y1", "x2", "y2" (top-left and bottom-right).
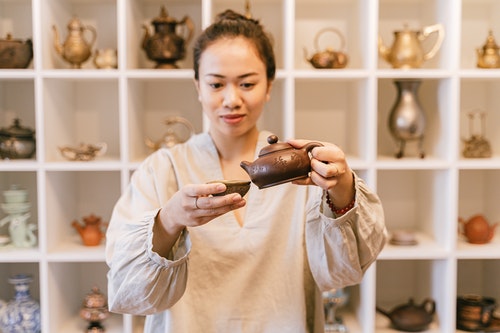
[{"x1": 106, "y1": 131, "x2": 386, "y2": 333}]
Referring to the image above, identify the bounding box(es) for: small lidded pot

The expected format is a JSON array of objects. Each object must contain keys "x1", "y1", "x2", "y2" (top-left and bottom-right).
[
  {"x1": 80, "y1": 286, "x2": 110, "y2": 333},
  {"x1": 0, "y1": 118, "x2": 36, "y2": 159}
]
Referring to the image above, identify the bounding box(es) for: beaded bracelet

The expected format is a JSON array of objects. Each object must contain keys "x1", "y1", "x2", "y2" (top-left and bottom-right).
[{"x1": 326, "y1": 191, "x2": 355, "y2": 216}]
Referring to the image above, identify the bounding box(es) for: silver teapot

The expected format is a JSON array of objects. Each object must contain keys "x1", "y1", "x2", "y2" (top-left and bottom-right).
[{"x1": 0, "y1": 118, "x2": 36, "y2": 159}]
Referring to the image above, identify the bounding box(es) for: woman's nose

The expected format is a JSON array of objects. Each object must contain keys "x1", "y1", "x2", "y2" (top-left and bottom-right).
[{"x1": 222, "y1": 85, "x2": 242, "y2": 109}]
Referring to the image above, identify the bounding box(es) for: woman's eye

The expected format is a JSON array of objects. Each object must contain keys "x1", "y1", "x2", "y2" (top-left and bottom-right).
[
  {"x1": 209, "y1": 83, "x2": 223, "y2": 89},
  {"x1": 241, "y1": 82, "x2": 255, "y2": 89}
]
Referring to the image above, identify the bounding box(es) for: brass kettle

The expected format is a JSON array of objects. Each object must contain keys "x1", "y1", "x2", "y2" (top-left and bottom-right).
[
  {"x1": 476, "y1": 30, "x2": 500, "y2": 69},
  {"x1": 53, "y1": 16, "x2": 97, "y2": 69},
  {"x1": 304, "y1": 27, "x2": 348, "y2": 69},
  {"x1": 142, "y1": 5, "x2": 194, "y2": 69},
  {"x1": 379, "y1": 23, "x2": 444, "y2": 69},
  {"x1": 145, "y1": 116, "x2": 195, "y2": 151}
]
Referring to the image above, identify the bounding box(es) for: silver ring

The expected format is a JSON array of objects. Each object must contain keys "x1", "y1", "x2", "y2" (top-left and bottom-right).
[{"x1": 194, "y1": 197, "x2": 200, "y2": 209}]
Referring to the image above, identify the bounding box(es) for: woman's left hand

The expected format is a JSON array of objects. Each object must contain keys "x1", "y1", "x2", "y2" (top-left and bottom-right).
[{"x1": 288, "y1": 139, "x2": 355, "y2": 209}]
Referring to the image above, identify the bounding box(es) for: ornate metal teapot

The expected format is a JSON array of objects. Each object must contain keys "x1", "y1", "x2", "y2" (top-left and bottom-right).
[
  {"x1": 142, "y1": 5, "x2": 194, "y2": 69},
  {"x1": 53, "y1": 16, "x2": 97, "y2": 68},
  {"x1": 476, "y1": 30, "x2": 500, "y2": 69},
  {"x1": 379, "y1": 23, "x2": 444, "y2": 68},
  {"x1": 0, "y1": 33, "x2": 33, "y2": 68},
  {"x1": 0, "y1": 118, "x2": 36, "y2": 159},
  {"x1": 304, "y1": 27, "x2": 348, "y2": 69},
  {"x1": 240, "y1": 135, "x2": 322, "y2": 189},
  {"x1": 145, "y1": 116, "x2": 194, "y2": 150}
]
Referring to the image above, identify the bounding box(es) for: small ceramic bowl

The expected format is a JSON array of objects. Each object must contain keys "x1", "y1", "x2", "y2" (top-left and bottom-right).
[{"x1": 207, "y1": 180, "x2": 251, "y2": 197}]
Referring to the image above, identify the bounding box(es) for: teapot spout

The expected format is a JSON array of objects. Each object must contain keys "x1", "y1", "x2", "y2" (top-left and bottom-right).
[
  {"x1": 378, "y1": 35, "x2": 390, "y2": 62},
  {"x1": 240, "y1": 161, "x2": 253, "y2": 176},
  {"x1": 52, "y1": 25, "x2": 63, "y2": 56}
]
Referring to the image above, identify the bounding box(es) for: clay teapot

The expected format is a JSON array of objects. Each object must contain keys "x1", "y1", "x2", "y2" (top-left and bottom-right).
[
  {"x1": 0, "y1": 118, "x2": 36, "y2": 159},
  {"x1": 477, "y1": 30, "x2": 500, "y2": 69},
  {"x1": 377, "y1": 298, "x2": 436, "y2": 332},
  {"x1": 0, "y1": 33, "x2": 33, "y2": 68},
  {"x1": 142, "y1": 5, "x2": 194, "y2": 69},
  {"x1": 304, "y1": 27, "x2": 348, "y2": 69},
  {"x1": 458, "y1": 214, "x2": 498, "y2": 244},
  {"x1": 53, "y1": 16, "x2": 97, "y2": 68},
  {"x1": 240, "y1": 135, "x2": 322, "y2": 189},
  {"x1": 145, "y1": 116, "x2": 194, "y2": 151},
  {"x1": 378, "y1": 23, "x2": 444, "y2": 69},
  {"x1": 72, "y1": 214, "x2": 107, "y2": 246}
]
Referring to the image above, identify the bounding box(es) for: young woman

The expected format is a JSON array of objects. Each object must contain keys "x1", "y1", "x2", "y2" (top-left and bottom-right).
[{"x1": 106, "y1": 10, "x2": 386, "y2": 333}]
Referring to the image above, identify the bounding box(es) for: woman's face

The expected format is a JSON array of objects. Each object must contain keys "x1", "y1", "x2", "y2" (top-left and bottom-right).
[{"x1": 195, "y1": 36, "x2": 272, "y2": 139}]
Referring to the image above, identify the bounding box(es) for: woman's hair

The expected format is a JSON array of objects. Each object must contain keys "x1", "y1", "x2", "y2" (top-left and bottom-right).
[{"x1": 193, "y1": 9, "x2": 276, "y2": 82}]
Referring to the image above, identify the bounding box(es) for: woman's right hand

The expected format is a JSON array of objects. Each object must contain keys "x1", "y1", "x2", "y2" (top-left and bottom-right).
[{"x1": 159, "y1": 182, "x2": 246, "y2": 233}]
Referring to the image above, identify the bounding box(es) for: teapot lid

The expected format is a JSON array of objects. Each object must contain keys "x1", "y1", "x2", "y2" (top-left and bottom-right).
[
  {"x1": 83, "y1": 286, "x2": 107, "y2": 308},
  {"x1": 0, "y1": 118, "x2": 35, "y2": 138},
  {"x1": 258, "y1": 135, "x2": 293, "y2": 157},
  {"x1": 482, "y1": 30, "x2": 499, "y2": 50},
  {"x1": 152, "y1": 5, "x2": 178, "y2": 25},
  {"x1": 67, "y1": 16, "x2": 84, "y2": 30}
]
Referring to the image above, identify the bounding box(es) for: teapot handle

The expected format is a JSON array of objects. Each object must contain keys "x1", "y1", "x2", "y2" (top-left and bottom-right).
[
  {"x1": 303, "y1": 142, "x2": 324, "y2": 155},
  {"x1": 420, "y1": 24, "x2": 444, "y2": 61},
  {"x1": 179, "y1": 16, "x2": 195, "y2": 45},
  {"x1": 84, "y1": 25, "x2": 97, "y2": 48},
  {"x1": 420, "y1": 298, "x2": 436, "y2": 315},
  {"x1": 314, "y1": 27, "x2": 346, "y2": 52}
]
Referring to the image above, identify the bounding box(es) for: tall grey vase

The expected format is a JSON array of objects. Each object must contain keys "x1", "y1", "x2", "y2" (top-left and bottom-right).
[{"x1": 388, "y1": 79, "x2": 426, "y2": 158}]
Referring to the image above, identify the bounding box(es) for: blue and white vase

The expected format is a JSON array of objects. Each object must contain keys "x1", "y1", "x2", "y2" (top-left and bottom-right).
[{"x1": 0, "y1": 274, "x2": 41, "y2": 333}]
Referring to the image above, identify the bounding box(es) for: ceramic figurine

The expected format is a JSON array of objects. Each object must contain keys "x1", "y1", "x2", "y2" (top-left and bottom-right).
[
  {"x1": 0, "y1": 274, "x2": 41, "y2": 333},
  {"x1": 53, "y1": 16, "x2": 97, "y2": 68},
  {"x1": 379, "y1": 23, "x2": 444, "y2": 69},
  {"x1": 0, "y1": 185, "x2": 37, "y2": 248}
]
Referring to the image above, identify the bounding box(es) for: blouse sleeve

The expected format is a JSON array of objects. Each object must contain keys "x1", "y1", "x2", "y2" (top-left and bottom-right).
[
  {"x1": 305, "y1": 173, "x2": 387, "y2": 291},
  {"x1": 105, "y1": 152, "x2": 191, "y2": 315}
]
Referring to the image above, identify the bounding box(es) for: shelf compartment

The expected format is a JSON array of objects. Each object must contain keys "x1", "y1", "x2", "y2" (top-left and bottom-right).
[
  {"x1": 459, "y1": 79, "x2": 500, "y2": 161},
  {"x1": 44, "y1": 170, "x2": 120, "y2": 254},
  {"x1": 41, "y1": 0, "x2": 118, "y2": 70},
  {"x1": 47, "y1": 261, "x2": 122, "y2": 333},
  {"x1": 42, "y1": 78, "x2": 120, "y2": 163},
  {"x1": 377, "y1": 78, "x2": 451, "y2": 160},
  {"x1": 295, "y1": 77, "x2": 370, "y2": 160},
  {"x1": 125, "y1": 0, "x2": 202, "y2": 70},
  {"x1": 377, "y1": 169, "x2": 453, "y2": 247},
  {"x1": 457, "y1": 259, "x2": 500, "y2": 302},
  {"x1": 295, "y1": 0, "x2": 366, "y2": 70}
]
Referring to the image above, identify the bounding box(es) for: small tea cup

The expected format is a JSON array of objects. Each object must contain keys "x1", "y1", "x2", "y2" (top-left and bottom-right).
[{"x1": 207, "y1": 180, "x2": 251, "y2": 197}]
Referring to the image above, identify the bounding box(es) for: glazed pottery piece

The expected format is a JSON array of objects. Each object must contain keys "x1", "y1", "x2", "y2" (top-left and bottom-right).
[
  {"x1": 53, "y1": 16, "x2": 97, "y2": 68},
  {"x1": 323, "y1": 288, "x2": 349, "y2": 333},
  {"x1": 93, "y1": 48, "x2": 117, "y2": 69},
  {"x1": 0, "y1": 118, "x2": 36, "y2": 159},
  {"x1": 456, "y1": 294, "x2": 497, "y2": 331},
  {"x1": 304, "y1": 27, "x2": 349, "y2": 69},
  {"x1": 388, "y1": 79, "x2": 426, "y2": 159},
  {"x1": 72, "y1": 214, "x2": 107, "y2": 246},
  {"x1": 462, "y1": 110, "x2": 492, "y2": 158},
  {"x1": 207, "y1": 180, "x2": 251, "y2": 197},
  {"x1": 458, "y1": 214, "x2": 498, "y2": 244},
  {"x1": 377, "y1": 298, "x2": 436, "y2": 332},
  {"x1": 0, "y1": 33, "x2": 33, "y2": 68},
  {"x1": 379, "y1": 23, "x2": 444, "y2": 69},
  {"x1": 240, "y1": 135, "x2": 323, "y2": 189},
  {"x1": 0, "y1": 274, "x2": 41, "y2": 333},
  {"x1": 142, "y1": 5, "x2": 194, "y2": 69}
]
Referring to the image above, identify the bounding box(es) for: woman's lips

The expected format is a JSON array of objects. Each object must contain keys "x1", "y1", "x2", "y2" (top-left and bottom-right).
[{"x1": 221, "y1": 114, "x2": 245, "y2": 124}]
